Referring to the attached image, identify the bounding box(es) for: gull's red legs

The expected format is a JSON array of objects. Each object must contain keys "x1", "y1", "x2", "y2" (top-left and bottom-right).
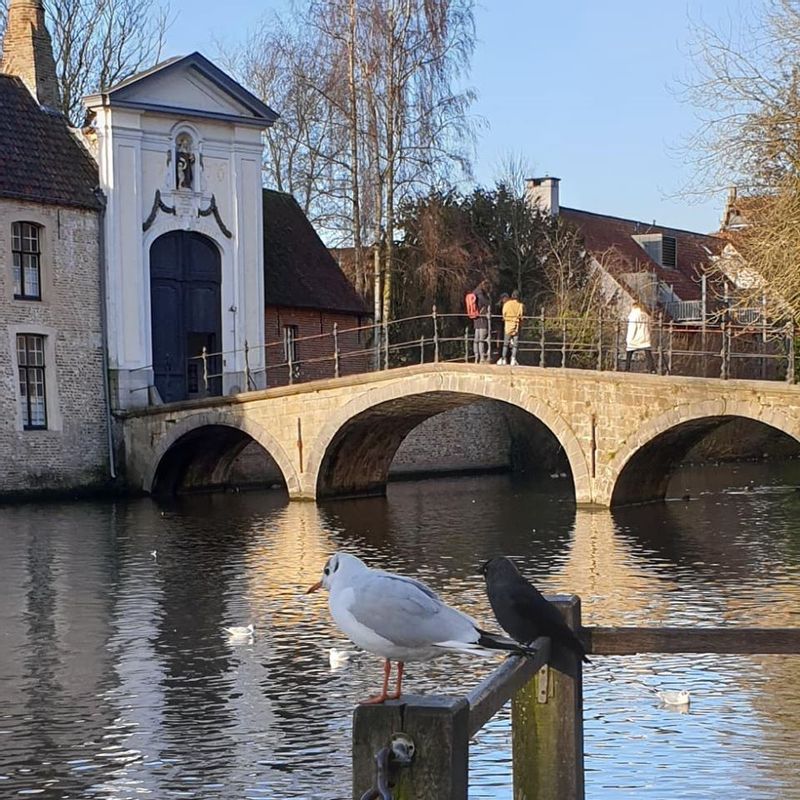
[
  {"x1": 360, "y1": 659, "x2": 392, "y2": 705},
  {"x1": 388, "y1": 661, "x2": 404, "y2": 700}
]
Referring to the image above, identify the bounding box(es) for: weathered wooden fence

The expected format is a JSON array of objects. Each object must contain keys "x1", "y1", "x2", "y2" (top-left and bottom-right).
[{"x1": 352, "y1": 596, "x2": 800, "y2": 800}]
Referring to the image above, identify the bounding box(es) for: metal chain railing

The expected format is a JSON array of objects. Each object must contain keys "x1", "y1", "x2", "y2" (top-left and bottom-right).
[{"x1": 145, "y1": 307, "x2": 797, "y2": 402}]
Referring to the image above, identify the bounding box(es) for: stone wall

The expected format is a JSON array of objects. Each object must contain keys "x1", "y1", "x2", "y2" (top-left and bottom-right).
[
  {"x1": 0, "y1": 199, "x2": 110, "y2": 496},
  {"x1": 389, "y1": 400, "x2": 511, "y2": 476}
]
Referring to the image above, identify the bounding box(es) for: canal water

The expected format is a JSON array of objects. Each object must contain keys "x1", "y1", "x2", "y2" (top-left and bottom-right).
[{"x1": 1, "y1": 462, "x2": 799, "y2": 799}]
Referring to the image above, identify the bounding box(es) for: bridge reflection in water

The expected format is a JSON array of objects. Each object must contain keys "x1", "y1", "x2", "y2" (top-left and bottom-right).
[{"x1": 1, "y1": 464, "x2": 800, "y2": 797}]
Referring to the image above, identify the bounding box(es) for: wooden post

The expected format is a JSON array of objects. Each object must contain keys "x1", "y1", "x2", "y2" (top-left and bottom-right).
[
  {"x1": 352, "y1": 695, "x2": 469, "y2": 800},
  {"x1": 512, "y1": 595, "x2": 584, "y2": 800},
  {"x1": 383, "y1": 320, "x2": 389, "y2": 370}
]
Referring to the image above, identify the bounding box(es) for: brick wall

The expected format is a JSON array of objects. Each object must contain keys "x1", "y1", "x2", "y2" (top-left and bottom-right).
[
  {"x1": 264, "y1": 305, "x2": 372, "y2": 387},
  {"x1": 0, "y1": 199, "x2": 110, "y2": 496}
]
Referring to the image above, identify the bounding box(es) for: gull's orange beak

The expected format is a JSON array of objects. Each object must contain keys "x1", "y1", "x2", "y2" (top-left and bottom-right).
[{"x1": 306, "y1": 580, "x2": 323, "y2": 594}]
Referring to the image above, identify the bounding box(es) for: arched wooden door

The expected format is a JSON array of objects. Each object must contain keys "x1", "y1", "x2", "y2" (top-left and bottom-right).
[{"x1": 150, "y1": 231, "x2": 222, "y2": 403}]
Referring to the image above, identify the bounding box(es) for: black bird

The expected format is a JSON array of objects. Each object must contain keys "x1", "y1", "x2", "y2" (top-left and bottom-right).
[{"x1": 480, "y1": 556, "x2": 590, "y2": 663}]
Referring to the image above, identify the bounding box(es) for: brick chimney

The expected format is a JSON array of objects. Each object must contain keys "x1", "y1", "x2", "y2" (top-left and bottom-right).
[
  {"x1": 1, "y1": 0, "x2": 61, "y2": 110},
  {"x1": 525, "y1": 176, "x2": 560, "y2": 217}
]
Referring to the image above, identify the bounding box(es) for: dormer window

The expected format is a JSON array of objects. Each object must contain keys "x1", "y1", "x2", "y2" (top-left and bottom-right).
[{"x1": 632, "y1": 233, "x2": 677, "y2": 269}]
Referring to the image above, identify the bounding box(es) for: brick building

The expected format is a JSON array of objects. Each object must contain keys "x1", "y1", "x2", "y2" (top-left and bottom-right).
[
  {"x1": 262, "y1": 189, "x2": 370, "y2": 387},
  {"x1": 0, "y1": 0, "x2": 111, "y2": 497}
]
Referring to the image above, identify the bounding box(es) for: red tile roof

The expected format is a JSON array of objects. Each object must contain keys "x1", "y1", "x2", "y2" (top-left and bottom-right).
[
  {"x1": 0, "y1": 75, "x2": 100, "y2": 210},
  {"x1": 560, "y1": 207, "x2": 725, "y2": 302},
  {"x1": 263, "y1": 190, "x2": 368, "y2": 315}
]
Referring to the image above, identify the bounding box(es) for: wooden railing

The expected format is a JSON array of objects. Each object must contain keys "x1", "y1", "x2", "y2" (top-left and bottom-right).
[{"x1": 351, "y1": 596, "x2": 800, "y2": 800}]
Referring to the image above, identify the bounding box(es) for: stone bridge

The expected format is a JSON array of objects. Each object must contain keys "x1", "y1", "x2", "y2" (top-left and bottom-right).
[{"x1": 119, "y1": 363, "x2": 800, "y2": 507}]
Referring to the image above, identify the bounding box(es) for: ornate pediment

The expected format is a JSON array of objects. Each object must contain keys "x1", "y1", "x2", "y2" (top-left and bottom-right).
[{"x1": 86, "y1": 52, "x2": 278, "y2": 127}]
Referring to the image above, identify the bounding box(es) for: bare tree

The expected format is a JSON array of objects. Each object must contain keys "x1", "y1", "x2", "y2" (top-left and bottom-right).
[
  {"x1": 227, "y1": 0, "x2": 477, "y2": 314},
  {"x1": 684, "y1": 0, "x2": 800, "y2": 319},
  {"x1": 1, "y1": 0, "x2": 168, "y2": 124}
]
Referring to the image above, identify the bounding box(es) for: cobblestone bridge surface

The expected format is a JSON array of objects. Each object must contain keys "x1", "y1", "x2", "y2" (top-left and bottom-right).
[{"x1": 120, "y1": 363, "x2": 800, "y2": 507}]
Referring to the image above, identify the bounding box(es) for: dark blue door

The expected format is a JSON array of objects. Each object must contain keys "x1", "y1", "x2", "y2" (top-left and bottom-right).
[{"x1": 150, "y1": 231, "x2": 222, "y2": 403}]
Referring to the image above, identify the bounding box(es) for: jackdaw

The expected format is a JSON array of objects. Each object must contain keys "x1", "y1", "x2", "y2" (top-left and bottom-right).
[{"x1": 480, "y1": 556, "x2": 590, "y2": 663}]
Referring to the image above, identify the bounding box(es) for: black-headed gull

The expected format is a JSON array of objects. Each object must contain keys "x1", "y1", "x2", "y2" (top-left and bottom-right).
[
  {"x1": 225, "y1": 624, "x2": 255, "y2": 643},
  {"x1": 480, "y1": 556, "x2": 590, "y2": 663},
  {"x1": 307, "y1": 552, "x2": 532, "y2": 704}
]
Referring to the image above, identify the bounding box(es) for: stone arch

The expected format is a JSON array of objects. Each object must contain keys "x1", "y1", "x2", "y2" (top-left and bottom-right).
[
  {"x1": 144, "y1": 409, "x2": 300, "y2": 495},
  {"x1": 304, "y1": 372, "x2": 591, "y2": 501},
  {"x1": 606, "y1": 399, "x2": 800, "y2": 506}
]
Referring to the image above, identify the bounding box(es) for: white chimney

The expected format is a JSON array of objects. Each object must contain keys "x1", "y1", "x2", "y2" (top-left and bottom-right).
[{"x1": 525, "y1": 176, "x2": 560, "y2": 217}]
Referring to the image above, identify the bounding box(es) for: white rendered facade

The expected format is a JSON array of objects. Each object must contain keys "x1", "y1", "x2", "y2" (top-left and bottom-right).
[{"x1": 85, "y1": 54, "x2": 276, "y2": 409}]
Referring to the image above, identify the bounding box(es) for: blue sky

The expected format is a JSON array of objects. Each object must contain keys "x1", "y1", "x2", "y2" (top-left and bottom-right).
[{"x1": 165, "y1": 0, "x2": 740, "y2": 233}]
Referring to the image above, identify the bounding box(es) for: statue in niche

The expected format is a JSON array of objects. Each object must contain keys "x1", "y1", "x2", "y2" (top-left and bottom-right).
[{"x1": 175, "y1": 133, "x2": 195, "y2": 190}]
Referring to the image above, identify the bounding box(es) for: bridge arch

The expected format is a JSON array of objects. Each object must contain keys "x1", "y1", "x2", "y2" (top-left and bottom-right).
[
  {"x1": 305, "y1": 373, "x2": 591, "y2": 501},
  {"x1": 607, "y1": 399, "x2": 800, "y2": 506},
  {"x1": 144, "y1": 410, "x2": 300, "y2": 495}
]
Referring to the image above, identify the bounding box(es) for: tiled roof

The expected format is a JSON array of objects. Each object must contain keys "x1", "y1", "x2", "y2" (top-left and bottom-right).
[
  {"x1": 0, "y1": 75, "x2": 100, "y2": 210},
  {"x1": 561, "y1": 207, "x2": 726, "y2": 302},
  {"x1": 263, "y1": 189, "x2": 368, "y2": 315}
]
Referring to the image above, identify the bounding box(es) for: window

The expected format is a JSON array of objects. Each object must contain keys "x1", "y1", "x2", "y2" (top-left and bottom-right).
[
  {"x1": 632, "y1": 232, "x2": 678, "y2": 269},
  {"x1": 661, "y1": 235, "x2": 677, "y2": 268},
  {"x1": 283, "y1": 325, "x2": 298, "y2": 363},
  {"x1": 12, "y1": 222, "x2": 42, "y2": 300},
  {"x1": 17, "y1": 334, "x2": 47, "y2": 429}
]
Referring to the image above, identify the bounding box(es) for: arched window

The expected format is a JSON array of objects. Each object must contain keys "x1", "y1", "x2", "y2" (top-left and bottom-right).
[{"x1": 12, "y1": 221, "x2": 42, "y2": 300}]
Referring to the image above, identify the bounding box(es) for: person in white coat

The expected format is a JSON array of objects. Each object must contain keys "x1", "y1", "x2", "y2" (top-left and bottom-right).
[{"x1": 624, "y1": 300, "x2": 656, "y2": 372}]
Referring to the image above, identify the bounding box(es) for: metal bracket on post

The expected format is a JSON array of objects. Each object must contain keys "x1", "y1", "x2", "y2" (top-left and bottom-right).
[
  {"x1": 359, "y1": 733, "x2": 415, "y2": 800},
  {"x1": 536, "y1": 664, "x2": 549, "y2": 704}
]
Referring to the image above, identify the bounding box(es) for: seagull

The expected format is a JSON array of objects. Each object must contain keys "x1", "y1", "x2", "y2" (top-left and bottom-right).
[
  {"x1": 328, "y1": 647, "x2": 355, "y2": 671},
  {"x1": 225, "y1": 624, "x2": 255, "y2": 643},
  {"x1": 480, "y1": 556, "x2": 590, "y2": 663},
  {"x1": 657, "y1": 689, "x2": 690, "y2": 707},
  {"x1": 307, "y1": 553, "x2": 533, "y2": 704}
]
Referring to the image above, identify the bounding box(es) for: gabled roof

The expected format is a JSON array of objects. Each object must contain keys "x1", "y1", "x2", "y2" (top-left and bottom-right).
[
  {"x1": 0, "y1": 75, "x2": 100, "y2": 210},
  {"x1": 262, "y1": 189, "x2": 368, "y2": 315},
  {"x1": 86, "y1": 52, "x2": 278, "y2": 127},
  {"x1": 561, "y1": 207, "x2": 726, "y2": 302}
]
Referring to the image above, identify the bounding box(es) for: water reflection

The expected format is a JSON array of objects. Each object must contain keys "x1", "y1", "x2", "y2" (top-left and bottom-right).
[{"x1": 0, "y1": 464, "x2": 799, "y2": 798}]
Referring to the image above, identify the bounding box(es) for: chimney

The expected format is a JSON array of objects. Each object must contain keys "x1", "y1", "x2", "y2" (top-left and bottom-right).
[
  {"x1": 525, "y1": 176, "x2": 560, "y2": 217},
  {"x1": 0, "y1": 0, "x2": 61, "y2": 110}
]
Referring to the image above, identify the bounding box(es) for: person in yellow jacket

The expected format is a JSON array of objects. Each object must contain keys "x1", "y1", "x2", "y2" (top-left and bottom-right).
[{"x1": 497, "y1": 290, "x2": 525, "y2": 366}]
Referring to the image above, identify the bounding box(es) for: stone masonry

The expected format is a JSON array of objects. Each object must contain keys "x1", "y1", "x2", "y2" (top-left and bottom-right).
[
  {"x1": 0, "y1": 200, "x2": 109, "y2": 495},
  {"x1": 120, "y1": 362, "x2": 800, "y2": 507}
]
